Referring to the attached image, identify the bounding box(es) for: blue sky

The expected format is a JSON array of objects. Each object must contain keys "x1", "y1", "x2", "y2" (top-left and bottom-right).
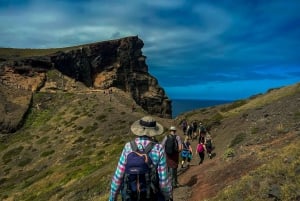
[{"x1": 1, "y1": 0, "x2": 300, "y2": 100}]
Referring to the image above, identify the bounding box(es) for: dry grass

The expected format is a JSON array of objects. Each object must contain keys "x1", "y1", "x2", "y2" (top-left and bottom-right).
[
  {"x1": 224, "y1": 83, "x2": 300, "y2": 116},
  {"x1": 0, "y1": 88, "x2": 150, "y2": 200},
  {"x1": 211, "y1": 138, "x2": 300, "y2": 201}
]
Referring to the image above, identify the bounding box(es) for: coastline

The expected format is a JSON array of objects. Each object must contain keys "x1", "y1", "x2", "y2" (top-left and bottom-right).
[{"x1": 172, "y1": 99, "x2": 232, "y2": 118}]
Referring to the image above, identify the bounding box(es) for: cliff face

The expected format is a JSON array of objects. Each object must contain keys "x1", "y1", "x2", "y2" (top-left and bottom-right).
[
  {"x1": 50, "y1": 36, "x2": 171, "y2": 117},
  {"x1": 0, "y1": 36, "x2": 172, "y2": 133}
]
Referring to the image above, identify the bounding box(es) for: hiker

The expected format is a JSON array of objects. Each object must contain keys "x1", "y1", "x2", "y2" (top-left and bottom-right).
[
  {"x1": 109, "y1": 116, "x2": 172, "y2": 201},
  {"x1": 192, "y1": 120, "x2": 198, "y2": 139},
  {"x1": 205, "y1": 133, "x2": 213, "y2": 159},
  {"x1": 198, "y1": 122, "x2": 207, "y2": 144},
  {"x1": 196, "y1": 141, "x2": 206, "y2": 165},
  {"x1": 181, "y1": 136, "x2": 193, "y2": 168},
  {"x1": 187, "y1": 123, "x2": 193, "y2": 140},
  {"x1": 199, "y1": 122, "x2": 207, "y2": 136},
  {"x1": 181, "y1": 119, "x2": 188, "y2": 135},
  {"x1": 162, "y1": 126, "x2": 182, "y2": 188}
]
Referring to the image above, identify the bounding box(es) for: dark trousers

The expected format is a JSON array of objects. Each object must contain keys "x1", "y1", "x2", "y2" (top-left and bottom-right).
[
  {"x1": 168, "y1": 167, "x2": 178, "y2": 186},
  {"x1": 198, "y1": 152, "x2": 205, "y2": 164}
]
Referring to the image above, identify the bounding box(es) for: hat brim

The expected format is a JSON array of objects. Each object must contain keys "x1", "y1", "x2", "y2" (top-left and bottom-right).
[{"x1": 131, "y1": 119, "x2": 164, "y2": 137}]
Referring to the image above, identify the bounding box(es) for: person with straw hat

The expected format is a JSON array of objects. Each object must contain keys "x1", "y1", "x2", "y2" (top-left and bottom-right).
[{"x1": 109, "y1": 116, "x2": 172, "y2": 201}]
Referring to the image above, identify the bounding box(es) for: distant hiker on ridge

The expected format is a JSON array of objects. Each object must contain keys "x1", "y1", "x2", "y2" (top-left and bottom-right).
[
  {"x1": 180, "y1": 119, "x2": 188, "y2": 135},
  {"x1": 205, "y1": 133, "x2": 213, "y2": 159},
  {"x1": 162, "y1": 126, "x2": 182, "y2": 188},
  {"x1": 109, "y1": 116, "x2": 172, "y2": 201},
  {"x1": 198, "y1": 122, "x2": 207, "y2": 144},
  {"x1": 187, "y1": 123, "x2": 193, "y2": 140}
]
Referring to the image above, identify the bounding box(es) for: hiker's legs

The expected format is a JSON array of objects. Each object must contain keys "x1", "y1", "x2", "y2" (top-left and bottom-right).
[
  {"x1": 187, "y1": 155, "x2": 191, "y2": 167},
  {"x1": 168, "y1": 167, "x2": 174, "y2": 187},
  {"x1": 168, "y1": 167, "x2": 178, "y2": 187},
  {"x1": 173, "y1": 167, "x2": 178, "y2": 186},
  {"x1": 181, "y1": 157, "x2": 187, "y2": 168},
  {"x1": 198, "y1": 152, "x2": 205, "y2": 164},
  {"x1": 207, "y1": 146, "x2": 212, "y2": 158}
]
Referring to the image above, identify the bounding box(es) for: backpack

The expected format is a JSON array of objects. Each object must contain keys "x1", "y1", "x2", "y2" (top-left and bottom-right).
[
  {"x1": 206, "y1": 139, "x2": 212, "y2": 147},
  {"x1": 122, "y1": 141, "x2": 159, "y2": 201},
  {"x1": 199, "y1": 125, "x2": 206, "y2": 133},
  {"x1": 165, "y1": 134, "x2": 178, "y2": 155},
  {"x1": 197, "y1": 143, "x2": 204, "y2": 153}
]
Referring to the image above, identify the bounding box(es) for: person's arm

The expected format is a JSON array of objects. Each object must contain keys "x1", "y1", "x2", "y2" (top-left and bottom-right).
[
  {"x1": 109, "y1": 143, "x2": 129, "y2": 201},
  {"x1": 188, "y1": 144, "x2": 193, "y2": 154},
  {"x1": 157, "y1": 145, "x2": 172, "y2": 200},
  {"x1": 177, "y1": 135, "x2": 182, "y2": 152}
]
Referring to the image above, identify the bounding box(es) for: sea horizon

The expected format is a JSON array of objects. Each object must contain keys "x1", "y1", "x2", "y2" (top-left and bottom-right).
[{"x1": 172, "y1": 99, "x2": 233, "y2": 118}]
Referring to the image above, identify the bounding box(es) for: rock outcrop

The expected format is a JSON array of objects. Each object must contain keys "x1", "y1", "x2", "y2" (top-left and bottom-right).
[{"x1": 0, "y1": 36, "x2": 172, "y2": 133}]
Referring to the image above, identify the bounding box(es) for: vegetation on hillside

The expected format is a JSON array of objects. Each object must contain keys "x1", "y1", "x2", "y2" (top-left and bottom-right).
[
  {"x1": 0, "y1": 89, "x2": 142, "y2": 200},
  {"x1": 211, "y1": 139, "x2": 300, "y2": 201},
  {"x1": 0, "y1": 80, "x2": 299, "y2": 201}
]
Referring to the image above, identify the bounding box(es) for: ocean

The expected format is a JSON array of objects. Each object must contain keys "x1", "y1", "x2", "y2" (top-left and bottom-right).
[{"x1": 172, "y1": 99, "x2": 232, "y2": 118}]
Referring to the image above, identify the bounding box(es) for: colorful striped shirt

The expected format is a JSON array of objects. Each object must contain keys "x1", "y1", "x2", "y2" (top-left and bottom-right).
[{"x1": 109, "y1": 136, "x2": 172, "y2": 201}]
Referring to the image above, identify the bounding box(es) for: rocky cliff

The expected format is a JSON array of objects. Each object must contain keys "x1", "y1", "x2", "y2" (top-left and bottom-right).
[{"x1": 0, "y1": 36, "x2": 172, "y2": 133}]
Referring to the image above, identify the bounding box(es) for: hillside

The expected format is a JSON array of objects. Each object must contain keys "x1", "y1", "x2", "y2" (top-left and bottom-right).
[
  {"x1": 0, "y1": 81, "x2": 299, "y2": 201},
  {"x1": 0, "y1": 83, "x2": 174, "y2": 201},
  {"x1": 174, "y1": 83, "x2": 300, "y2": 201}
]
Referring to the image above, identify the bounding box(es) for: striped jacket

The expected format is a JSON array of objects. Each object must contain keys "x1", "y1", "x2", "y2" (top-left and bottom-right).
[{"x1": 109, "y1": 136, "x2": 172, "y2": 201}]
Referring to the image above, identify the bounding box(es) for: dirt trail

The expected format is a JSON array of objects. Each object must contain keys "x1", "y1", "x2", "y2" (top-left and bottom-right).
[
  {"x1": 172, "y1": 130, "x2": 258, "y2": 201},
  {"x1": 173, "y1": 129, "x2": 298, "y2": 201}
]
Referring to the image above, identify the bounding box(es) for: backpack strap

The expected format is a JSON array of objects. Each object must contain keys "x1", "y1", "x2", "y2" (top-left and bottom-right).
[
  {"x1": 144, "y1": 141, "x2": 156, "y2": 154},
  {"x1": 130, "y1": 140, "x2": 138, "y2": 152},
  {"x1": 183, "y1": 142, "x2": 188, "y2": 150}
]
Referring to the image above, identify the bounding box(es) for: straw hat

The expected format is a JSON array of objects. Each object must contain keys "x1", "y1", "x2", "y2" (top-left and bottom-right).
[
  {"x1": 131, "y1": 116, "x2": 164, "y2": 137},
  {"x1": 169, "y1": 126, "x2": 177, "y2": 131}
]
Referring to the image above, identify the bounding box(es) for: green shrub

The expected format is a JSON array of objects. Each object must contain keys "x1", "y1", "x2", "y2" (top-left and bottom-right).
[
  {"x1": 251, "y1": 127, "x2": 259, "y2": 134},
  {"x1": 73, "y1": 136, "x2": 85, "y2": 144},
  {"x1": 36, "y1": 136, "x2": 49, "y2": 144},
  {"x1": 96, "y1": 114, "x2": 107, "y2": 121},
  {"x1": 67, "y1": 158, "x2": 90, "y2": 167},
  {"x1": 24, "y1": 108, "x2": 53, "y2": 128},
  {"x1": 82, "y1": 122, "x2": 98, "y2": 134},
  {"x1": 70, "y1": 116, "x2": 79, "y2": 121},
  {"x1": 2, "y1": 146, "x2": 24, "y2": 163},
  {"x1": 74, "y1": 111, "x2": 81, "y2": 115},
  {"x1": 208, "y1": 112, "x2": 224, "y2": 126},
  {"x1": 64, "y1": 153, "x2": 78, "y2": 161},
  {"x1": 97, "y1": 150, "x2": 105, "y2": 157},
  {"x1": 40, "y1": 150, "x2": 55, "y2": 157},
  {"x1": 223, "y1": 148, "x2": 235, "y2": 158},
  {"x1": 0, "y1": 177, "x2": 7, "y2": 185},
  {"x1": 18, "y1": 157, "x2": 32, "y2": 167},
  {"x1": 293, "y1": 112, "x2": 300, "y2": 120},
  {"x1": 230, "y1": 133, "x2": 246, "y2": 148},
  {"x1": 77, "y1": 126, "x2": 84, "y2": 130}
]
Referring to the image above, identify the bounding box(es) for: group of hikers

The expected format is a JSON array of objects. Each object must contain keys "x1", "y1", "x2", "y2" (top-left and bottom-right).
[{"x1": 109, "y1": 116, "x2": 213, "y2": 201}]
